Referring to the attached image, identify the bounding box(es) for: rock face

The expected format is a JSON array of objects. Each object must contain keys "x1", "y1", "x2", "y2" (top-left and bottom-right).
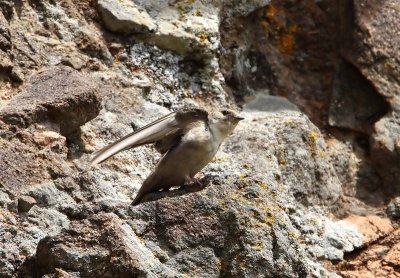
[
  {"x1": 336, "y1": 0, "x2": 400, "y2": 195},
  {"x1": 27, "y1": 111, "x2": 342, "y2": 277},
  {"x1": 98, "y1": 0, "x2": 155, "y2": 33},
  {"x1": 0, "y1": 0, "x2": 399, "y2": 277},
  {"x1": 0, "y1": 66, "x2": 101, "y2": 135}
]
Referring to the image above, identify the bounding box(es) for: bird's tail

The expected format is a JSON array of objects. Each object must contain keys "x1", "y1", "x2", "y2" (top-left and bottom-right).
[
  {"x1": 131, "y1": 186, "x2": 148, "y2": 206},
  {"x1": 131, "y1": 173, "x2": 158, "y2": 206}
]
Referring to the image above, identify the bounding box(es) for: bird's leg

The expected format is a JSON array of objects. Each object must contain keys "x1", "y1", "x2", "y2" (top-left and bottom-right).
[
  {"x1": 191, "y1": 177, "x2": 203, "y2": 187},
  {"x1": 180, "y1": 177, "x2": 203, "y2": 190}
]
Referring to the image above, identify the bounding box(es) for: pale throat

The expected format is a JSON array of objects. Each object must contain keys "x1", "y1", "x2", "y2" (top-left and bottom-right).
[{"x1": 209, "y1": 120, "x2": 234, "y2": 144}]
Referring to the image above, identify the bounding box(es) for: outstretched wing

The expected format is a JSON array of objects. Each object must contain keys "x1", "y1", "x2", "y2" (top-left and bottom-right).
[{"x1": 90, "y1": 107, "x2": 208, "y2": 166}]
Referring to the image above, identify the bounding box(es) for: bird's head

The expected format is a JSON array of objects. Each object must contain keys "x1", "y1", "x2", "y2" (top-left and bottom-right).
[{"x1": 211, "y1": 109, "x2": 244, "y2": 136}]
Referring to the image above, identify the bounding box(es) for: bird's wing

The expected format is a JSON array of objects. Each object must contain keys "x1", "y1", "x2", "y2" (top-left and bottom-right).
[{"x1": 90, "y1": 107, "x2": 208, "y2": 166}]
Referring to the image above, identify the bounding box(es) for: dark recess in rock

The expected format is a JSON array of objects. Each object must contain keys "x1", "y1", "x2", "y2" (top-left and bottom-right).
[
  {"x1": 329, "y1": 59, "x2": 390, "y2": 133},
  {"x1": 17, "y1": 195, "x2": 37, "y2": 212},
  {"x1": 220, "y1": 0, "x2": 336, "y2": 127}
]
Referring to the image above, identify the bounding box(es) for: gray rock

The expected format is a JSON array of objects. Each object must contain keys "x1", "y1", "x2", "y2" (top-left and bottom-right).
[
  {"x1": 387, "y1": 197, "x2": 400, "y2": 219},
  {"x1": 329, "y1": 60, "x2": 389, "y2": 132},
  {"x1": 338, "y1": 0, "x2": 400, "y2": 196},
  {"x1": 27, "y1": 183, "x2": 80, "y2": 216},
  {"x1": 17, "y1": 195, "x2": 36, "y2": 213},
  {"x1": 98, "y1": 0, "x2": 155, "y2": 33},
  {"x1": 0, "y1": 138, "x2": 54, "y2": 196},
  {"x1": 341, "y1": 0, "x2": 400, "y2": 101},
  {"x1": 371, "y1": 112, "x2": 400, "y2": 194},
  {"x1": 0, "y1": 66, "x2": 101, "y2": 135},
  {"x1": 70, "y1": 110, "x2": 342, "y2": 277},
  {"x1": 0, "y1": 191, "x2": 10, "y2": 206},
  {"x1": 221, "y1": 0, "x2": 271, "y2": 17},
  {"x1": 35, "y1": 213, "x2": 150, "y2": 277},
  {"x1": 0, "y1": 10, "x2": 11, "y2": 51}
]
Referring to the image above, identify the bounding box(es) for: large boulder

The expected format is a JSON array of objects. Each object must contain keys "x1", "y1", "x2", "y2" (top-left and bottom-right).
[
  {"x1": 0, "y1": 66, "x2": 101, "y2": 135},
  {"x1": 28, "y1": 109, "x2": 344, "y2": 277},
  {"x1": 337, "y1": 0, "x2": 400, "y2": 194},
  {"x1": 98, "y1": 0, "x2": 155, "y2": 34}
]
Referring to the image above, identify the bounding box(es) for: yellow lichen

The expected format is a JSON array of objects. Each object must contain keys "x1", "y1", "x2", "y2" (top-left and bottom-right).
[
  {"x1": 259, "y1": 183, "x2": 269, "y2": 189},
  {"x1": 264, "y1": 216, "x2": 275, "y2": 226},
  {"x1": 254, "y1": 241, "x2": 264, "y2": 250},
  {"x1": 199, "y1": 32, "x2": 208, "y2": 42},
  {"x1": 288, "y1": 231, "x2": 298, "y2": 239},
  {"x1": 238, "y1": 196, "x2": 247, "y2": 204},
  {"x1": 230, "y1": 193, "x2": 239, "y2": 200},
  {"x1": 137, "y1": 236, "x2": 145, "y2": 244},
  {"x1": 311, "y1": 218, "x2": 319, "y2": 226},
  {"x1": 215, "y1": 156, "x2": 229, "y2": 163},
  {"x1": 309, "y1": 131, "x2": 318, "y2": 142}
]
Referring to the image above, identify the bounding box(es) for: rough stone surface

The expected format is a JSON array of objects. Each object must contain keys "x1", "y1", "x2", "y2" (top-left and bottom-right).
[
  {"x1": 36, "y1": 213, "x2": 147, "y2": 277},
  {"x1": 331, "y1": 228, "x2": 400, "y2": 278},
  {"x1": 17, "y1": 195, "x2": 37, "y2": 213},
  {"x1": 98, "y1": 0, "x2": 155, "y2": 34},
  {"x1": 0, "y1": 10, "x2": 11, "y2": 51},
  {"x1": 0, "y1": 66, "x2": 101, "y2": 135},
  {"x1": 328, "y1": 60, "x2": 389, "y2": 133},
  {"x1": 0, "y1": 0, "x2": 398, "y2": 277},
  {"x1": 371, "y1": 113, "x2": 400, "y2": 194},
  {"x1": 343, "y1": 215, "x2": 394, "y2": 246},
  {"x1": 387, "y1": 197, "x2": 400, "y2": 220},
  {"x1": 341, "y1": 0, "x2": 400, "y2": 100},
  {"x1": 337, "y1": 0, "x2": 400, "y2": 196}
]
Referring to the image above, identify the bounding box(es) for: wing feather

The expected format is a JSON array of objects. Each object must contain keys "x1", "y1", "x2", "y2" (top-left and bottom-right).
[{"x1": 90, "y1": 108, "x2": 208, "y2": 166}]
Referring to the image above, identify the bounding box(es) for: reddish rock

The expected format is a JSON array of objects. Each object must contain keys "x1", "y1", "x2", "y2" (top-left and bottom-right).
[
  {"x1": 343, "y1": 215, "x2": 394, "y2": 245},
  {"x1": 33, "y1": 130, "x2": 66, "y2": 152},
  {"x1": 332, "y1": 228, "x2": 400, "y2": 277}
]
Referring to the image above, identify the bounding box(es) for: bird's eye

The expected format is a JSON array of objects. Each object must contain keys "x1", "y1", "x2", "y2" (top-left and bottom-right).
[{"x1": 221, "y1": 110, "x2": 230, "y2": 116}]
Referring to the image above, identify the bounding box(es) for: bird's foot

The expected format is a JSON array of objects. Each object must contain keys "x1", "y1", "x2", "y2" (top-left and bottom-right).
[
  {"x1": 179, "y1": 178, "x2": 205, "y2": 190},
  {"x1": 191, "y1": 178, "x2": 203, "y2": 187}
]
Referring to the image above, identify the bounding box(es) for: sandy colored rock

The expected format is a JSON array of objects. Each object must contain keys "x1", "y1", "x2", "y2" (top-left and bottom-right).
[
  {"x1": 33, "y1": 130, "x2": 66, "y2": 148},
  {"x1": 343, "y1": 215, "x2": 394, "y2": 245},
  {"x1": 332, "y1": 229, "x2": 400, "y2": 278},
  {"x1": 98, "y1": 0, "x2": 155, "y2": 33},
  {"x1": 384, "y1": 242, "x2": 400, "y2": 267}
]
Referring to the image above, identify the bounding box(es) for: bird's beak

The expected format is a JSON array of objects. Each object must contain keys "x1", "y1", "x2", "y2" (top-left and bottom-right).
[{"x1": 234, "y1": 116, "x2": 245, "y2": 121}]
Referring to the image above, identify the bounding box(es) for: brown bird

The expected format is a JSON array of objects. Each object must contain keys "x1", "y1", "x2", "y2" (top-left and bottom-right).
[{"x1": 90, "y1": 107, "x2": 243, "y2": 205}]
